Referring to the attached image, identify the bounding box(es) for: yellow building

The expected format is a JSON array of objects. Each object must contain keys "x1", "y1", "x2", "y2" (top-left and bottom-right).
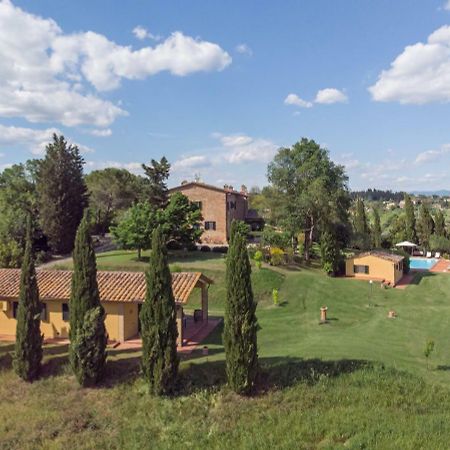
[
  {"x1": 0, "y1": 269, "x2": 211, "y2": 346},
  {"x1": 345, "y1": 251, "x2": 404, "y2": 286}
]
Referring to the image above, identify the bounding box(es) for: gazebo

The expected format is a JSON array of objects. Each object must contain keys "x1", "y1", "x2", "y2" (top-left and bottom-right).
[{"x1": 395, "y1": 241, "x2": 418, "y2": 255}]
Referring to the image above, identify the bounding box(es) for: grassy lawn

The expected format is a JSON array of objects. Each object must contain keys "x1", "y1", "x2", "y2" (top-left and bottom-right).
[{"x1": 1, "y1": 250, "x2": 450, "y2": 449}]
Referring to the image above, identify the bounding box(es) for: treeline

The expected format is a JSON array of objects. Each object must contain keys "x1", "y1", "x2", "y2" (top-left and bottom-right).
[
  {"x1": 0, "y1": 134, "x2": 202, "y2": 267},
  {"x1": 350, "y1": 188, "x2": 405, "y2": 202}
]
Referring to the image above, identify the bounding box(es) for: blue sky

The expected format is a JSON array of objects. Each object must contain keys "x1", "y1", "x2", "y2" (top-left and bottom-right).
[{"x1": 1, "y1": 0, "x2": 450, "y2": 191}]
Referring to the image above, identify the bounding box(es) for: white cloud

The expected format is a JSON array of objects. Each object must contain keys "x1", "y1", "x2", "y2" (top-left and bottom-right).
[
  {"x1": 284, "y1": 93, "x2": 313, "y2": 108},
  {"x1": 315, "y1": 88, "x2": 348, "y2": 104},
  {"x1": 0, "y1": 1, "x2": 231, "y2": 128},
  {"x1": 132, "y1": 26, "x2": 161, "y2": 41},
  {"x1": 415, "y1": 144, "x2": 450, "y2": 164},
  {"x1": 88, "y1": 128, "x2": 112, "y2": 137},
  {"x1": 216, "y1": 133, "x2": 278, "y2": 163},
  {"x1": 235, "y1": 43, "x2": 252, "y2": 56},
  {"x1": 220, "y1": 134, "x2": 254, "y2": 147},
  {"x1": 369, "y1": 25, "x2": 450, "y2": 104},
  {"x1": 172, "y1": 155, "x2": 210, "y2": 171},
  {"x1": 0, "y1": 124, "x2": 93, "y2": 155}
]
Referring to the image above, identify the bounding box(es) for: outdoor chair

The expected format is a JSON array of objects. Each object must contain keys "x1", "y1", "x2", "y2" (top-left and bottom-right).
[
  {"x1": 426, "y1": 251, "x2": 432, "y2": 258},
  {"x1": 435, "y1": 252, "x2": 441, "y2": 259}
]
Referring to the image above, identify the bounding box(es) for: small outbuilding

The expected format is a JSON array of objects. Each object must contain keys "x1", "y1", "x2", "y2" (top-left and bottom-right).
[{"x1": 345, "y1": 251, "x2": 404, "y2": 286}]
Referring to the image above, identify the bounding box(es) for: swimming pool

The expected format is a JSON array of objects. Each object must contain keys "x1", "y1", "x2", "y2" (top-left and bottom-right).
[{"x1": 409, "y1": 257, "x2": 438, "y2": 270}]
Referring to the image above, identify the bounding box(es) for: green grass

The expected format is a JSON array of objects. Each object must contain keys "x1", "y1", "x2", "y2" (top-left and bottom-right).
[{"x1": 2, "y1": 249, "x2": 450, "y2": 449}]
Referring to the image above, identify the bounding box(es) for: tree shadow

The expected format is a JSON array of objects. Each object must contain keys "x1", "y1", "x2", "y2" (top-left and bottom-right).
[
  {"x1": 0, "y1": 352, "x2": 13, "y2": 371},
  {"x1": 409, "y1": 271, "x2": 436, "y2": 285},
  {"x1": 436, "y1": 365, "x2": 450, "y2": 371},
  {"x1": 0, "y1": 343, "x2": 15, "y2": 354}
]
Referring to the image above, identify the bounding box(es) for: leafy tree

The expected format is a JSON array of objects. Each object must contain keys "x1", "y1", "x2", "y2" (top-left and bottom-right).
[
  {"x1": 372, "y1": 207, "x2": 382, "y2": 248},
  {"x1": 36, "y1": 134, "x2": 88, "y2": 254},
  {"x1": 320, "y1": 229, "x2": 340, "y2": 275},
  {"x1": 223, "y1": 221, "x2": 258, "y2": 395},
  {"x1": 267, "y1": 138, "x2": 350, "y2": 260},
  {"x1": 85, "y1": 168, "x2": 142, "y2": 234},
  {"x1": 404, "y1": 194, "x2": 417, "y2": 242},
  {"x1": 389, "y1": 214, "x2": 407, "y2": 244},
  {"x1": 140, "y1": 226, "x2": 179, "y2": 395},
  {"x1": 142, "y1": 157, "x2": 171, "y2": 209},
  {"x1": 13, "y1": 218, "x2": 43, "y2": 381},
  {"x1": 434, "y1": 210, "x2": 446, "y2": 238},
  {"x1": 417, "y1": 204, "x2": 435, "y2": 250},
  {"x1": 353, "y1": 198, "x2": 370, "y2": 250},
  {"x1": 69, "y1": 213, "x2": 107, "y2": 386}
]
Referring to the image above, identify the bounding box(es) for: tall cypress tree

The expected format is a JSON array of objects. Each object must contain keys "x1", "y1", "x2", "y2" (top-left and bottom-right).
[
  {"x1": 353, "y1": 198, "x2": 370, "y2": 250},
  {"x1": 372, "y1": 207, "x2": 382, "y2": 248},
  {"x1": 13, "y1": 217, "x2": 43, "y2": 381},
  {"x1": 140, "y1": 226, "x2": 179, "y2": 395},
  {"x1": 69, "y1": 213, "x2": 107, "y2": 386},
  {"x1": 404, "y1": 194, "x2": 417, "y2": 242},
  {"x1": 434, "y1": 210, "x2": 446, "y2": 237},
  {"x1": 223, "y1": 220, "x2": 258, "y2": 395},
  {"x1": 37, "y1": 134, "x2": 88, "y2": 255},
  {"x1": 417, "y1": 204, "x2": 435, "y2": 251}
]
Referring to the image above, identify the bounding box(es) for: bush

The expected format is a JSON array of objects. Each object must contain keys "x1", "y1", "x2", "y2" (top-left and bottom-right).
[
  {"x1": 200, "y1": 245, "x2": 211, "y2": 252},
  {"x1": 166, "y1": 240, "x2": 183, "y2": 250},
  {"x1": 270, "y1": 247, "x2": 285, "y2": 266},
  {"x1": 0, "y1": 239, "x2": 22, "y2": 268},
  {"x1": 254, "y1": 250, "x2": 263, "y2": 269},
  {"x1": 262, "y1": 228, "x2": 290, "y2": 249}
]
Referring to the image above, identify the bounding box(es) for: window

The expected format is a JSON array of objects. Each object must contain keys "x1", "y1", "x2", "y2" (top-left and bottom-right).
[
  {"x1": 62, "y1": 303, "x2": 70, "y2": 322},
  {"x1": 192, "y1": 201, "x2": 203, "y2": 210},
  {"x1": 13, "y1": 301, "x2": 18, "y2": 319},
  {"x1": 354, "y1": 265, "x2": 369, "y2": 274},
  {"x1": 227, "y1": 201, "x2": 236, "y2": 210},
  {"x1": 41, "y1": 303, "x2": 47, "y2": 321},
  {"x1": 205, "y1": 221, "x2": 216, "y2": 230}
]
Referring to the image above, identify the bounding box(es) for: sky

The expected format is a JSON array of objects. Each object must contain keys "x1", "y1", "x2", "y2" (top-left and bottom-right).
[{"x1": 1, "y1": 0, "x2": 450, "y2": 192}]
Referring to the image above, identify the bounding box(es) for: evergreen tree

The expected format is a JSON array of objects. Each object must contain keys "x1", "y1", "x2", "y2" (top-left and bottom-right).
[
  {"x1": 372, "y1": 207, "x2": 382, "y2": 248},
  {"x1": 13, "y1": 217, "x2": 43, "y2": 381},
  {"x1": 69, "y1": 213, "x2": 107, "y2": 386},
  {"x1": 434, "y1": 210, "x2": 446, "y2": 238},
  {"x1": 353, "y1": 198, "x2": 370, "y2": 249},
  {"x1": 223, "y1": 220, "x2": 258, "y2": 395},
  {"x1": 140, "y1": 226, "x2": 179, "y2": 395},
  {"x1": 36, "y1": 134, "x2": 88, "y2": 255},
  {"x1": 320, "y1": 229, "x2": 340, "y2": 275},
  {"x1": 404, "y1": 194, "x2": 417, "y2": 242},
  {"x1": 142, "y1": 157, "x2": 171, "y2": 209},
  {"x1": 417, "y1": 204, "x2": 435, "y2": 251}
]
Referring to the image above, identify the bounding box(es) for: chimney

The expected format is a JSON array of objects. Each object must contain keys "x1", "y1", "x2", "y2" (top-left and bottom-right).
[{"x1": 240, "y1": 185, "x2": 248, "y2": 194}]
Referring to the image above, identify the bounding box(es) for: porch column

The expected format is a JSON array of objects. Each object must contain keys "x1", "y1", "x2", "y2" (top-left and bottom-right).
[
  {"x1": 176, "y1": 305, "x2": 183, "y2": 347},
  {"x1": 118, "y1": 303, "x2": 125, "y2": 343},
  {"x1": 201, "y1": 285, "x2": 208, "y2": 323}
]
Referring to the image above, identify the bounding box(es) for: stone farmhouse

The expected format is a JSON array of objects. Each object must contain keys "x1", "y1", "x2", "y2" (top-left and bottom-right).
[{"x1": 169, "y1": 181, "x2": 264, "y2": 245}]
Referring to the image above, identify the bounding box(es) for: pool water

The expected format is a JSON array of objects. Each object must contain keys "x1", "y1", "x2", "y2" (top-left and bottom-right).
[{"x1": 409, "y1": 257, "x2": 438, "y2": 270}]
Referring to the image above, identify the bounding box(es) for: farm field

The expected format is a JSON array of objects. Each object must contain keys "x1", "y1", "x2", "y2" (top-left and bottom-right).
[{"x1": 1, "y1": 250, "x2": 449, "y2": 449}]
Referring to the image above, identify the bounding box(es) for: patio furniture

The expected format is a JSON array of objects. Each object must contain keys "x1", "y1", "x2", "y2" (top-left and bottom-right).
[
  {"x1": 426, "y1": 251, "x2": 432, "y2": 258},
  {"x1": 435, "y1": 252, "x2": 441, "y2": 259},
  {"x1": 193, "y1": 309, "x2": 203, "y2": 323}
]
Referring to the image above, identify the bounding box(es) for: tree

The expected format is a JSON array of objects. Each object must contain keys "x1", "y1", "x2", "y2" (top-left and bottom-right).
[
  {"x1": 404, "y1": 194, "x2": 417, "y2": 242},
  {"x1": 69, "y1": 213, "x2": 107, "y2": 386},
  {"x1": 85, "y1": 168, "x2": 142, "y2": 234},
  {"x1": 417, "y1": 204, "x2": 435, "y2": 250},
  {"x1": 320, "y1": 229, "x2": 340, "y2": 275},
  {"x1": 267, "y1": 139, "x2": 350, "y2": 260},
  {"x1": 353, "y1": 198, "x2": 370, "y2": 250},
  {"x1": 13, "y1": 218, "x2": 43, "y2": 381},
  {"x1": 140, "y1": 226, "x2": 179, "y2": 395},
  {"x1": 36, "y1": 134, "x2": 88, "y2": 254},
  {"x1": 434, "y1": 210, "x2": 446, "y2": 238},
  {"x1": 372, "y1": 207, "x2": 382, "y2": 249},
  {"x1": 142, "y1": 157, "x2": 171, "y2": 209},
  {"x1": 223, "y1": 221, "x2": 258, "y2": 395}
]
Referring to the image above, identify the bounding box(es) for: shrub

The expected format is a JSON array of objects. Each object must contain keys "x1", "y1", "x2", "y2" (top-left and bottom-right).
[
  {"x1": 270, "y1": 247, "x2": 285, "y2": 266},
  {"x1": 0, "y1": 239, "x2": 22, "y2": 268},
  {"x1": 272, "y1": 288, "x2": 279, "y2": 306},
  {"x1": 35, "y1": 250, "x2": 52, "y2": 266},
  {"x1": 254, "y1": 250, "x2": 263, "y2": 269},
  {"x1": 262, "y1": 228, "x2": 290, "y2": 249}
]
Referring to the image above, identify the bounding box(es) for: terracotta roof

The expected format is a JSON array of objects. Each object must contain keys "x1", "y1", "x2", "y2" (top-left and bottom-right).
[
  {"x1": 169, "y1": 181, "x2": 247, "y2": 196},
  {"x1": 349, "y1": 251, "x2": 404, "y2": 263},
  {"x1": 0, "y1": 269, "x2": 211, "y2": 304}
]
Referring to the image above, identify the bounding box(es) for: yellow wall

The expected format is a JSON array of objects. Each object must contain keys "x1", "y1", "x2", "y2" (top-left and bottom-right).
[
  {"x1": 345, "y1": 255, "x2": 403, "y2": 285},
  {"x1": 0, "y1": 299, "x2": 136, "y2": 342}
]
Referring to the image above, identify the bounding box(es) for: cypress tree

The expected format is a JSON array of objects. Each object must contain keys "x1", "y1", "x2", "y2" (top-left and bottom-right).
[
  {"x1": 69, "y1": 213, "x2": 107, "y2": 386},
  {"x1": 140, "y1": 226, "x2": 179, "y2": 395},
  {"x1": 223, "y1": 220, "x2": 258, "y2": 395},
  {"x1": 404, "y1": 194, "x2": 417, "y2": 242},
  {"x1": 372, "y1": 208, "x2": 382, "y2": 248},
  {"x1": 417, "y1": 204, "x2": 435, "y2": 251},
  {"x1": 320, "y1": 229, "x2": 340, "y2": 275},
  {"x1": 434, "y1": 210, "x2": 446, "y2": 238},
  {"x1": 13, "y1": 217, "x2": 43, "y2": 381},
  {"x1": 36, "y1": 134, "x2": 88, "y2": 255},
  {"x1": 353, "y1": 198, "x2": 370, "y2": 250}
]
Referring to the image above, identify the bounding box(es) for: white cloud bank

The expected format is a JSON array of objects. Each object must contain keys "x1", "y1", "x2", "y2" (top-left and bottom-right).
[
  {"x1": 415, "y1": 144, "x2": 450, "y2": 164},
  {"x1": 369, "y1": 25, "x2": 450, "y2": 104},
  {"x1": 284, "y1": 88, "x2": 347, "y2": 108},
  {"x1": 0, "y1": 0, "x2": 231, "y2": 129}
]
